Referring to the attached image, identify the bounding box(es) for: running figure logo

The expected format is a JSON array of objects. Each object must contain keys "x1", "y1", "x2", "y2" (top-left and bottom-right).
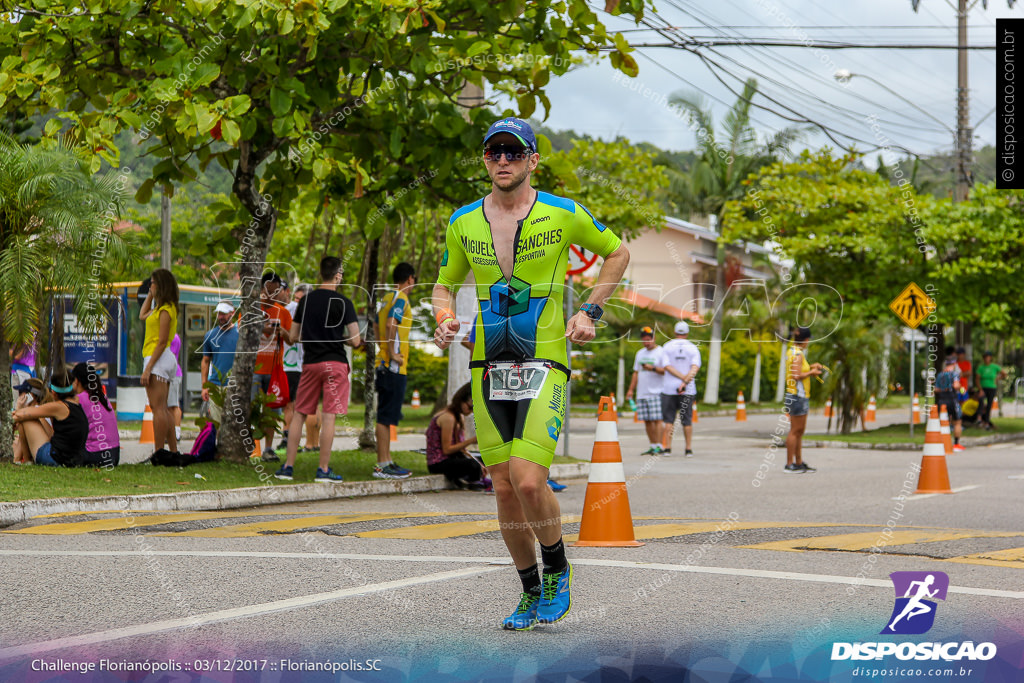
[{"x1": 881, "y1": 571, "x2": 949, "y2": 635}]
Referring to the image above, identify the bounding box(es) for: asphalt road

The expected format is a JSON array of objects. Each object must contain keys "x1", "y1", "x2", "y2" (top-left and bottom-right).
[{"x1": 2, "y1": 409, "x2": 1022, "y2": 681}]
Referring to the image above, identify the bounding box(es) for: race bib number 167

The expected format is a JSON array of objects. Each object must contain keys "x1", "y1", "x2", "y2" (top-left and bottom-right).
[{"x1": 487, "y1": 362, "x2": 549, "y2": 401}]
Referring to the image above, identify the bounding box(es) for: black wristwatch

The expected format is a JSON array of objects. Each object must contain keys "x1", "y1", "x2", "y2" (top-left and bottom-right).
[{"x1": 579, "y1": 303, "x2": 603, "y2": 321}]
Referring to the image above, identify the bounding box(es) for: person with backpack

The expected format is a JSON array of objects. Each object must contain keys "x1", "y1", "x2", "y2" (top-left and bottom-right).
[
  {"x1": 12, "y1": 368, "x2": 88, "y2": 467},
  {"x1": 71, "y1": 362, "x2": 120, "y2": 467},
  {"x1": 935, "y1": 356, "x2": 965, "y2": 451}
]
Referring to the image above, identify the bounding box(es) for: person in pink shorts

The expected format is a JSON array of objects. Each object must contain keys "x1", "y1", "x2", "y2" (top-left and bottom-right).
[{"x1": 275, "y1": 257, "x2": 362, "y2": 483}]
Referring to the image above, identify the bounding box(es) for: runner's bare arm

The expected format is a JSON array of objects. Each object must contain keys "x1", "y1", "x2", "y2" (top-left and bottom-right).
[
  {"x1": 431, "y1": 283, "x2": 461, "y2": 350},
  {"x1": 565, "y1": 244, "x2": 629, "y2": 344}
]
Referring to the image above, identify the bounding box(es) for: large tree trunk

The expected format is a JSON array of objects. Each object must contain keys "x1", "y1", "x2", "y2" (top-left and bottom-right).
[
  {"x1": 0, "y1": 331, "x2": 13, "y2": 460},
  {"x1": 358, "y1": 237, "x2": 381, "y2": 450},
  {"x1": 219, "y1": 148, "x2": 277, "y2": 462}
]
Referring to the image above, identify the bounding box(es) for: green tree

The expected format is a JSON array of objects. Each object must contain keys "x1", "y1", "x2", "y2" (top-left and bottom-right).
[
  {"x1": 664, "y1": 78, "x2": 803, "y2": 404},
  {"x1": 2, "y1": 0, "x2": 653, "y2": 460},
  {"x1": 723, "y1": 149, "x2": 927, "y2": 314},
  {"x1": 814, "y1": 313, "x2": 891, "y2": 433},
  {"x1": 723, "y1": 149, "x2": 934, "y2": 428},
  {"x1": 536, "y1": 138, "x2": 668, "y2": 238},
  {"x1": 921, "y1": 183, "x2": 1024, "y2": 333},
  {"x1": 0, "y1": 132, "x2": 135, "y2": 458}
]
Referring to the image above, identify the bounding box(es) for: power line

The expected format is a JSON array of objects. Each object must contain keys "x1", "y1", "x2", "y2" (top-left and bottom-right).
[
  {"x1": 641, "y1": 5, "x2": 949, "y2": 155},
  {"x1": 612, "y1": 25, "x2": 987, "y2": 31},
  {"x1": 610, "y1": 40, "x2": 995, "y2": 49},
  {"x1": 663, "y1": 1, "x2": 955, "y2": 143},
  {"x1": 634, "y1": 10, "x2": 919, "y2": 156}
]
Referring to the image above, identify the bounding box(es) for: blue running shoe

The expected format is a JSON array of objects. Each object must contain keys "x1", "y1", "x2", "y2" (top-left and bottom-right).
[
  {"x1": 536, "y1": 564, "x2": 573, "y2": 624},
  {"x1": 547, "y1": 479, "x2": 567, "y2": 492},
  {"x1": 274, "y1": 465, "x2": 293, "y2": 481},
  {"x1": 502, "y1": 592, "x2": 539, "y2": 631},
  {"x1": 314, "y1": 468, "x2": 343, "y2": 483}
]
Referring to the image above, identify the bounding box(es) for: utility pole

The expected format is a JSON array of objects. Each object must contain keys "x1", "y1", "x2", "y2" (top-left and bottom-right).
[{"x1": 955, "y1": 0, "x2": 972, "y2": 203}]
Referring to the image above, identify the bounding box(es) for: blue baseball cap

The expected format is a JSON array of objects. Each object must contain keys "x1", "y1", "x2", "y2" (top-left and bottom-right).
[{"x1": 483, "y1": 118, "x2": 537, "y2": 152}]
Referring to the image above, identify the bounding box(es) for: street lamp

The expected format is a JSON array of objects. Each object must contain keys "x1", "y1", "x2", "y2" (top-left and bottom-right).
[{"x1": 833, "y1": 69, "x2": 954, "y2": 135}]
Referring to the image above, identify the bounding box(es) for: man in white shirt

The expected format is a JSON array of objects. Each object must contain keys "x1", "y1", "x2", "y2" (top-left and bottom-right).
[
  {"x1": 661, "y1": 321, "x2": 702, "y2": 457},
  {"x1": 625, "y1": 326, "x2": 669, "y2": 455}
]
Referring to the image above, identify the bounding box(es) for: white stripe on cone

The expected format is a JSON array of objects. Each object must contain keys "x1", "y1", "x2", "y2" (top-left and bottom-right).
[
  {"x1": 588, "y1": 462, "x2": 627, "y2": 484},
  {"x1": 922, "y1": 441, "x2": 946, "y2": 456},
  {"x1": 594, "y1": 422, "x2": 618, "y2": 442}
]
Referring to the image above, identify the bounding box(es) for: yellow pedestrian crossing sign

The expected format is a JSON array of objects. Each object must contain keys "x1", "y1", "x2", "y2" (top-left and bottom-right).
[{"x1": 889, "y1": 283, "x2": 936, "y2": 329}]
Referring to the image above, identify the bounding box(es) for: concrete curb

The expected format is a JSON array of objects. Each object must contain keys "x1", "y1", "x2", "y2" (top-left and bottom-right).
[
  {"x1": 804, "y1": 432, "x2": 1024, "y2": 451},
  {"x1": 0, "y1": 462, "x2": 590, "y2": 528}
]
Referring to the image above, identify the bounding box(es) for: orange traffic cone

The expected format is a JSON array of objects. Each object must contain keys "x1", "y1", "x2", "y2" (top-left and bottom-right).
[
  {"x1": 139, "y1": 404, "x2": 154, "y2": 445},
  {"x1": 249, "y1": 438, "x2": 262, "y2": 459},
  {"x1": 574, "y1": 396, "x2": 643, "y2": 547},
  {"x1": 735, "y1": 391, "x2": 747, "y2": 421},
  {"x1": 824, "y1": 398, "x2": 833, "y2": 418},
  {"x1": 692, "y1": 402, "x2": 699, "y2": 424},
  {"x1": 390, "y1": 424, "x2": 398, "y2": 442},
  {"x1": 865, "y1": 395, "x2": 876, "y2": 423},
  {"x1": 993, "y1": 395, "x2": 1000, "y2": 414},
  {"x1": 939, "y1": 404, "x2": 953, "y2": 455},
  {"x1": 914, "y1": 405, "x2": 953, "y2": 494},
  {"x1": 411, "y1": 390, "x2": 421, "y2": 408},
  {"x1": 633, "y1": 408, "x2": 639, "y2": 423},
  {"x1": 912, "y1": 393, "x2": 921, "y2": 424}
]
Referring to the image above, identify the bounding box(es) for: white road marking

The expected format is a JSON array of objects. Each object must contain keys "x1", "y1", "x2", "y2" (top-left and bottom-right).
[
  {"x1": 0, "y1": 565, "x2": 500, "y2": 661},
  {"x1": 1009, "y1": 474, "x2": 1024, "y2": 480},
  {"x1": 898, "y1": 484, "x2": 981, "y2": 501},
  {"x1": 1, "y1": 550, "x2": 1021, "y2": 601}
]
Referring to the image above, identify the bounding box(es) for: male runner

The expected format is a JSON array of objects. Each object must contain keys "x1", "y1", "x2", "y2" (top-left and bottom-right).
[{"x1": 432, "y1": 117, "x2": 629, "y2": 630}]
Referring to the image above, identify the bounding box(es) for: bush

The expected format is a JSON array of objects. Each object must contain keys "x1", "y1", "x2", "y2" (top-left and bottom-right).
[
  {"x1": 348, "y1": 345, "x2": 447, "y2": 405},
  {"x1": 405, "y1": 346, "x2": 448, "y2": 404},
  {"x1": 709, "y1": 335, "x2": 784, "y2": 403}
]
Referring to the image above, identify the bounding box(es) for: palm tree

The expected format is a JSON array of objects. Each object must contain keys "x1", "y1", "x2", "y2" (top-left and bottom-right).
[
  {"x1": 814, "y1": 314, "x2": 888, "y2": 434},
  {"x1": 666, "y1": 78, "x2": 803, "y2": 403},
  {"x1": 0, "y1": 132, "x2": 135, "y2": 459}
]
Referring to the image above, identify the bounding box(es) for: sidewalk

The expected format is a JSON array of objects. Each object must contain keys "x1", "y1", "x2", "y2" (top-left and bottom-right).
[{"x1": 0, "y1": 462, "x2": 589, "y2": 527}]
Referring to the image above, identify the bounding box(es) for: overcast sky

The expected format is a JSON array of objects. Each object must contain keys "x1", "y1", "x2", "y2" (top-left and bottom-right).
[{"x1": 528, "y1": 0, "x2": 1016, "y2": 160}]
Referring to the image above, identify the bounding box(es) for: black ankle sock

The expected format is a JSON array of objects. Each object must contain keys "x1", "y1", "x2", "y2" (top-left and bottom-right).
[
  {"x1": 517, "y1": 564, "x2": 541, "y2": 597},
  {"x1": 540, "y1": 538, "x2": 568, "y2": 575}
]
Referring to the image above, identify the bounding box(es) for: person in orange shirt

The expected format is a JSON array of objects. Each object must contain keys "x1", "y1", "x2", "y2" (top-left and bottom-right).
[{"x1": 253, "y1": 272, "x2": 296, "y2": 461}]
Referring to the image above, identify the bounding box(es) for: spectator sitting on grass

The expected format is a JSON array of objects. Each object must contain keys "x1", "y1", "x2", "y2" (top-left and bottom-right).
[
  {"x1": 12, "y1": 378, "x2": 51, "y2": 464},
  {"x1": 72, "y1": 362, "x2": 121, "y2": 467},
  {"x1": 961, "y1": 388, "x2": 984, "y2": 428},
  {"x1": 12, "y1": 368, "x2": 88, "y2": 467},
  {"x1": 425, "y1": 382, "x2": 490, "y2": 491}
]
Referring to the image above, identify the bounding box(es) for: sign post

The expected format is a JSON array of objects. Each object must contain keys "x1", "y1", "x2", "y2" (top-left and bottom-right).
[{"x1": 889, "y1": 283, "x2": 937, "y2": 438}]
